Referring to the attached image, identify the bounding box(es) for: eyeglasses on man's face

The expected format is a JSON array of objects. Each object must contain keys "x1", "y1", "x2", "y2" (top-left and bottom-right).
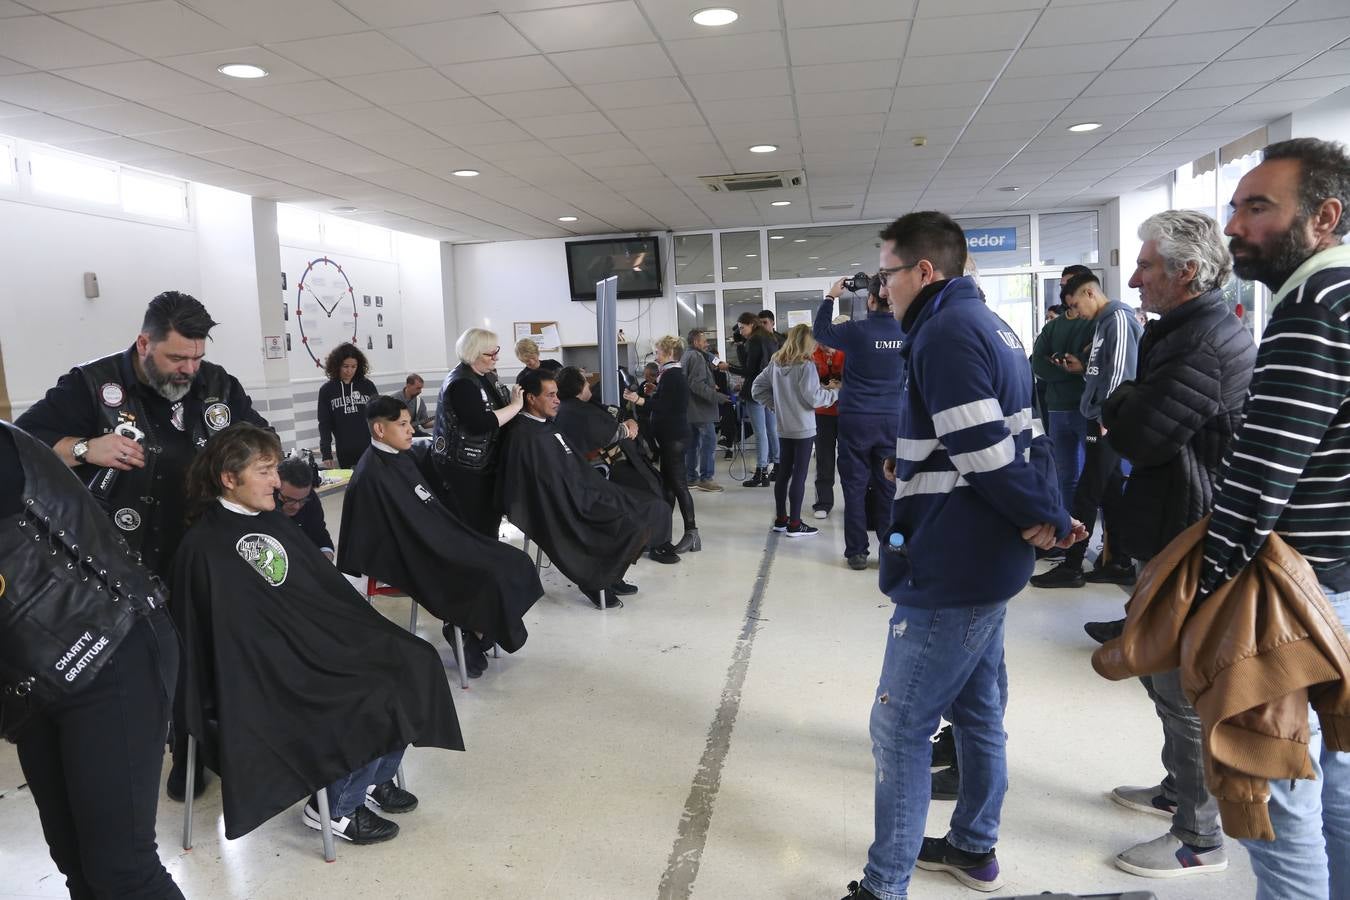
[
  {"x1": 274, "y1": 489, "x2": 313, "y2": 509},
  {"x1": 878, "y1": 263, "x2": 920, "y2": 279}
]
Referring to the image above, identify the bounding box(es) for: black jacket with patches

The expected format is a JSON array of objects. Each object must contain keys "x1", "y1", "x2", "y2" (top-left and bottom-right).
[{"x1": 1103, "y1": 290, "x2": 1257, "y2": 561}]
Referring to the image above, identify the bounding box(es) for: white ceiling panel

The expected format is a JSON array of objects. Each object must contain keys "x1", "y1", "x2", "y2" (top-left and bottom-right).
[
  {"x1": 987, "y1": 72, "x2": 1094, "y2": 103},
  {"x1": 909, "y1": 11, "x2": 1037, "y2": 57},
  {"x1": 545, "y1": 132, "x2": 635, "y2": 154},
  {"x1": 1149, "y1": 84, "x2": 1255, "y2": 110},
  {"x1": 244, "y1": 80, "x2": 370, "y2": 115},
  {"x1": 1025, "y1": 0, "x2": 1171, "y2": 47},
  {"x1": 140, "y1": 126, "x2": 253, "y2": 153},
  {"x1": 180, "y1": 0, "x2": 368, "y2": 41},
  {"x1": 701, "y1": 95, "x2": 797, "y2": 123},
  {"x1": 507, "y1": 1, "x2": 657, "y2": 53},
  {"x1": 58, "y1": 60, "x2": 215, "y2": 101},
  {"x1": 295, "y1": 106, "x2": 412, "y2": 135},
  {"x1": 1147, "y1": 0, "x2": 1287, "y2": 36},
  {"x1": 1114, "y1": 30, "x2": 1254, "y2": 69},
  {"x1": 0, "y1": 15, "x2": 137, "y2": 68},
  {"x1": 1, "y1": 113, "x2": 112, "y2": 143},
  {"x1": 435, "y1": 119, "x2": 533, "y2": 145},
  {"x1": 1085, "y1": 64, "x2": 1204, "y2": 96},
  {"x1": 549, "y1": 44, "x2": 677, "y2": 84},
  {"x1": 334, "y1": 69, "x2": 467, "y2": 105},
  {"x1": 1060, "y1": 91, "x2": 1168, "y2": 116},
  {"x1": 1287, "y1": 48, "x2": 1350, "y2": 79},
  {"x1": 145, "y1": 91, "x2": 280, "y2": 126},
  {"x1": 1245, "y1": 73, "x2": 1350, "y2": 102},
  {"x1": 221, "y1": 116, "x2": 336, "y2": 146},
  {"x1": 607, "y1": 103, "x2": 707, "y2": 131},
  {"x1": 793, "y1": 60, "x2": 899, "y2": 94},
  {"x1": 386, "y1": 16, "x2": 534, "y2": 65},
  {"x1": 667, "y1": 31, "x2": 788, "y2": 74},
  {"x1": 583, "y1": 77, "x2": 691, "y2": 110},
  {"x1": 893, "y1": 80, "x2": 992, "y2": 110},
  {"x1": 52, "y1": 134, "x2": 178, "y2": 161},
  {"x1": 518, "y1": 110, "x2": 618, "y2": 138},
  {"x1": 486, "y1": 86, "x2": 597, "y2": 118},
  {"x1": 795, "y1": 89, "x2": 892, "y2": 118},
  {"x1": 0, "y1": 72, "x2": 121, "y2": 110},
  {"x1": 388, "y1": 97, "x2": 503, "y2": 127},
  {"x1": 439, "y1": 56, "x2": 568, "y2": 96},
  {"x1": 784, "y1": 0, "x2": 914, "y2": 28},
  {"x1": 55, "y1": 1, "x2": 240, "y2": 56},
  {"x1": 0, "y1": 57, "x2": 31, "y2": 77},
  {"x1": 57, "y1": 101, "x2": 189, "y2": 135},
  {"x1": 265, "y1": 33, "x2": 424, "y2": 79},
  {"x1": 640, "y1": 0, "x2": 783, "y2": 39},
  {"x1": 1003, "y1": 41, "x2": 1133, "y2": 79},
  {"x1": 683, "y1": 67, "x2": 790, "y2": 102},
  {"x1": 626, "y1": 124, "x2": 718, "y2": 150},
  {"x1": 898, "y1": 50, "x2": 1011, "y2": 87},
  {"x1": 159, "y1": 48, "x2": 318, "y2": 88},
  {"x1": 1224, "y1": 19, "x2": 1350, "y2": 59},
  {"x1": 788, "y1": 22, "x2": 910, "y2": 66}
]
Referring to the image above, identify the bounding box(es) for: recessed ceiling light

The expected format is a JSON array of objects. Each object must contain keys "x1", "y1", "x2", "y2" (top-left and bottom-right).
[
  {"x1": 749, "y1": 143, "x2": 777, "y2": 153},
  {"x1": 769, "y1": 235, "x2": 785, "y2": 240},
  {"x1": 452, "y1": 169, "x2": 480, "y2": 177},
  {"x1": 808, "y1": 256, "x2": 819, "y2": 260},
  {"x1": 771, "y1": 200, "x2": 791, "y2": 207},
  {"x1": 331, "y1": 205, "x2": 358, "y2": 213},
  {"x1": 1068, "y1": 122, "x2": 1102, "y2": 133},
  {"x1": 217, "y1": 63, "x2": 268, "y2": 79},
  {"x1": 816, "y1": 267, "x2": 827, "y2": 271},
  {"x1": 998, "y1": 185, "x2": 1022, "y2": 192},
  {"x1": 745, "y1": 253, "x2": 756, "y2": 257},
  {"x1": 558, "y1": 215, "x2": 578, "y2": 222},
  {"x1": 793, "y1": 238, "x2": 807, "y2": 243},
  {"x1": 692, "y1": 7, "x2": 738, "y2": 26},
  {"x1": 728, "y1": 266, "x2": 739, "y2": 270}
]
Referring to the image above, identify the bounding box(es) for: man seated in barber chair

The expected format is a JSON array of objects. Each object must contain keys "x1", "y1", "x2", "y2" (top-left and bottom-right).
[{"x1": 553, "y1": 366, "x2": 665, "y2": 500}]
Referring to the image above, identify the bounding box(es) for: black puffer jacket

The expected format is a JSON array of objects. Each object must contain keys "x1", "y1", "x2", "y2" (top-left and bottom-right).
[{"x1": 1103, "y1": 290, "x2": 1257, "y2": 561}]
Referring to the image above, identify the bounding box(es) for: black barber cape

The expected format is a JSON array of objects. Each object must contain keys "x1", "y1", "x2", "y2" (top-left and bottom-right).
[
  {"x1": 337, "y1": 445, "x2": 542, "y2": 651},
  {"x1": 171, "y1": 502, "x2": 463, "y2": 840},
  {"x1": 500, "y1": 415, "x2": 671, "y2": 592},
  {"x1": 553, "y1": 397, "x2": 664, "y2": 499}
]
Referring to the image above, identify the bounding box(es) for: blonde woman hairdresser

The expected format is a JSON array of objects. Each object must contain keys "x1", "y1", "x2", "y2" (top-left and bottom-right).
[{"x1": 752, "y1": 324, "x2": 838, "y2": 536}]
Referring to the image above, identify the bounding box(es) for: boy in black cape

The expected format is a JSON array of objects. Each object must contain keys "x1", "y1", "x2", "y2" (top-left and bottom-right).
[
  {"x1": 171, "y1": 424, "x2": 463, "y2": 845},
  {"x1": 500, "y1": 370, "x2": 678, "y2": 610},
  {"x1": 338, "y1": 397, "x2": 543, "y2": 678},
  {"x1": 552, "y1": 366, "x2": 665, "y2": 499}
]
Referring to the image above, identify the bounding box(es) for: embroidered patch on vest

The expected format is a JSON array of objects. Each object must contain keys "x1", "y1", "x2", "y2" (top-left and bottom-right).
[
  {"x1": 100, "y1": 383, "x2": 125, "y2": 407},
  {"x1": 236, "y1": 533, "x2": 288, "y2": 587},
  {"x1": 114, "y1": 508, "x2": 141, "y2": 531},
  {"x1": 205, "y1": 402, "x2": 231, "y2": 431}
]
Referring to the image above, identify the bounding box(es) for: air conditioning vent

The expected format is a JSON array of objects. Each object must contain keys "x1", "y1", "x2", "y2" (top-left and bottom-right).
[{"x1": 698, "y1": 170, "x2": 804, "y2": 193}]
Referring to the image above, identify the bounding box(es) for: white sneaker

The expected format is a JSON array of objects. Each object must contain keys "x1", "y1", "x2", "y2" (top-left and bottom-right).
[{"x1": 813, "y1": 509, "x2": 828, "y2": 519}]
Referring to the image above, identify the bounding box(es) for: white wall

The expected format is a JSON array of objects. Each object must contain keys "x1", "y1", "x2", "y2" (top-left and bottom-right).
[
  {"x1": 396, "y1": 232, "x2": 450, "y2": 376},
  {"x1": 1290, "y1": 86, "x2": 1350, "y2": 145},
  {"x1": 195, "y1": 184, "x2": 265, "y2": 388},
  {"x1": 1104, "y1": 181, "x2": 1171, "y2": 308},
  {"x1": 452, "y1": 236, "x2": 675, "y2": 377}
]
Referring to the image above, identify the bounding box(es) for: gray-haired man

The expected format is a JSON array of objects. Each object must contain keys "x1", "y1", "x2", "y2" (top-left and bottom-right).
[{"x1": 1089, "y1": 210, "x2": 1257, "y2": 878}]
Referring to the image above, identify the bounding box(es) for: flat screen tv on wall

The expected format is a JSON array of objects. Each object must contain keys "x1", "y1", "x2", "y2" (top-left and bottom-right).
[{"x1": 565, "y1": 236, "x2": 664, "y2": 301}]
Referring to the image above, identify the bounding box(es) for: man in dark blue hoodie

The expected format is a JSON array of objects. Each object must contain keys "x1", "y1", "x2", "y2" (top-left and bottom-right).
[
  {"x1": 840, "y1": 212, "x2": 1084, "y2": 900},
  {"x1": 814, "y1": 275, "x2": 905, "y2": 570}
]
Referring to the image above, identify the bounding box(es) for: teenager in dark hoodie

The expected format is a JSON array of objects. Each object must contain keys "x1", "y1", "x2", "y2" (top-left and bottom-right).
[{"x1": 317, "y1": 343, "x2": 379, "y2": 468}]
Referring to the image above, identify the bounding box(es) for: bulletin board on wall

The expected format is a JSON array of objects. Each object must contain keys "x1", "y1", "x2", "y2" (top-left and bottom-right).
[{"x1": 513, "y1": 321, "x2": 562, "y2": 354}]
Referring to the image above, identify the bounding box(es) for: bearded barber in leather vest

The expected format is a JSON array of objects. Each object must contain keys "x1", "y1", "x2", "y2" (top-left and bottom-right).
[{"x1": 17, "y1": 291, "x2": 269, "y2": 579}]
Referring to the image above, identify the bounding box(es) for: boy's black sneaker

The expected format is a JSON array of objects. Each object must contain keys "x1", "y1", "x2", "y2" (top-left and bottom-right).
[
  {"x1": 366, "y1": 780, "x2": 418, "y2": 813},
  {"x1": 1085, "y1": 560, "x2": 1136, "y2": 585},
  {"x1": 840, "y1": 880, "x2": 881, "y2": 900},
  {"x1": 302, "y1": 801, "x2": 399, "y2": 845},
  {"x1": 916, "y1": 836, "x2": 1004, "y2": 892},
  {"x1": 786, "y1": 521, "x2": 817, "y2": 537}
]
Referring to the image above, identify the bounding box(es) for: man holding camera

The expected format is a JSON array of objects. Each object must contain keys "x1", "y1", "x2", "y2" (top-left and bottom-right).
[
  {"x1": 16, "y1": 290, "x2": 269, "y2": 799},
  {"x1": 813, "y1": 273, "x2": 905, "y2": 570}
]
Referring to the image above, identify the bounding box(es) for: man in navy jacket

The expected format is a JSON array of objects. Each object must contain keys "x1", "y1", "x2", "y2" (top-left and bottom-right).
[
  {"x1": 841, "y1": 212, "x2": 1084, "y2": 900},
  {"x1": 814, "y1": 275, "x2": 905, "y2": 570}
]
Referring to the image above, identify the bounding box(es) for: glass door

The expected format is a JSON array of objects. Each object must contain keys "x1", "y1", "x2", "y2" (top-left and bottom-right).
[{"x1": 773, "y1": 289, "x2": 826, "y2": 334}]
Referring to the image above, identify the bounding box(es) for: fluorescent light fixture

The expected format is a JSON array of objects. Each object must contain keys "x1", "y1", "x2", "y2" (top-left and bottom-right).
[
  {"x1": 452, "y1": 169, "x2": 480, "y2": 177},
  {"x1": 749, "y1": 143, "x2": 777, "y2": 153},
  {"x1": 769, "y1": 235, "x2": 785, "y2": 240},
  {"x1": 808, "y1": 256, "x2": 819, "y2": 260},
  {"x1": 331, "y1": 205, "x2": 358, "y2": 213},
  {"x1": 793, "y1": 238, "x2": 807, "y2": 243},
  {"x1": 998, "y1": 185, "x2": 1022, "y2": 192},
  {"x1": 745, "y1": 254, "x2": 756, "y2": 258},
  {"x1": 816, "y1": 267, "x2": 826, "y2": 271},
  {"x1": 692, "y1": 7, "x2": 738, "y2": 26},
  {"x1": 217, "y1": 63, "x2": 268, "y2": 79},
  {"x1": 1068, "y1": 122, "x2": 1102, "y2": 133},
  {"x1": 771, "y1": 200, "x2": 791, "y2": 207},
  {"x1": 728, "y1": 266, "x2": 739, "y2": 270},
  {"x1": 558, "y1": 215, "x2": 578, "y2": 222}
]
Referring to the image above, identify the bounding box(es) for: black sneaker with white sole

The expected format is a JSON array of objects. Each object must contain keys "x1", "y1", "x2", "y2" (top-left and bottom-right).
[
  {"x1": 302, "y1": 800, "x2": 399, "y2": 844},
  {"x1": 916, "y1": 836, "x2": 1004, "y2": 892},
  {"x1": 366, "y1": 780, "x2": 418, "y2": 813},
  {"x1": 786, "y1": 521, "x2": 818, "y2": 537}
]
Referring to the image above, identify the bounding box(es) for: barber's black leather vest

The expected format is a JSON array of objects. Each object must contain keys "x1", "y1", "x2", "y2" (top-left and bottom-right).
[
  {"x1": 76, "y1": 350, "x2": 237, "y2": 555},
  {"x1": 0, "y1": 421, "x2": 164, "y2": 730},
  {"x1": 432, "y1": 364, "x2": 506, "y2": 472}
]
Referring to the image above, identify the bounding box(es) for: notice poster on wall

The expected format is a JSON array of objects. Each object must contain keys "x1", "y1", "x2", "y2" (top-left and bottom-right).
[
  {"x1": 786, "y1": 309, "x2": 812, "y2": 329},
  {"x1": 514, "y1": 321, "x2": 561, "y2": 353}
]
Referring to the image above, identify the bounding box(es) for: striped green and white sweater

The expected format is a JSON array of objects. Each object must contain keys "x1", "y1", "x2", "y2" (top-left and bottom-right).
[{"x1": 1202, "y1": 244, "x2": 1350, "y2": 595}]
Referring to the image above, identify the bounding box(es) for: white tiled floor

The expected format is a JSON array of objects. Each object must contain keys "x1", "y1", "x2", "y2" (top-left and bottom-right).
[{"x1": 0, "y1": 466, "x2": 1256, "y2": 899}]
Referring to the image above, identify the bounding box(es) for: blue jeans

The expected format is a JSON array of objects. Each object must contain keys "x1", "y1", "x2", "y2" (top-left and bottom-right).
[
  {"x1": 1047, "y1": 409, "x2": 1086, "y2": 510},
  {"x1": 744, "y1": 399, "x2": 779, "y2": 469},
  {"x1": 863, "y1": 602, "x2": 1010, "y2": 900},
  {"x1": 326, "y1": 749, "x2": 404, "y2": 819},
  {"x1": 1241, "y1": 585, "x2": 1350, "y2": 900},
  {"x1": 686, "y1": 421, "x2": 716, "y2": 482}
]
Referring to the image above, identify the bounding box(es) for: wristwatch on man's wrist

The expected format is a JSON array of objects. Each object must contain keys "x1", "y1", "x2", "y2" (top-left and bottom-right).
[{"x1": 72, "y1": 439, "x2": 90, "y2": 462}]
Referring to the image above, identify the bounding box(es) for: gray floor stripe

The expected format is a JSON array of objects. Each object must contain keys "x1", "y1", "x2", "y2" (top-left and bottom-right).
[{"x1": 658, "y1": 532, "x2": 779, "y2": 900}]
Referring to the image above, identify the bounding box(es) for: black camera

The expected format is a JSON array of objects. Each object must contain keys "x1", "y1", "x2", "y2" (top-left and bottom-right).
[{"x1": 839, "y1": 271, "x2": 870, "y2": 293}]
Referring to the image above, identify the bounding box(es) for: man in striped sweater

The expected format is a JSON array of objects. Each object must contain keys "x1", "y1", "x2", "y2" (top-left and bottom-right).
[
  {"x1": 1201, "y1": 137, "x2": 1350, "y2": 900},
  {"x1": 841, "y1": 212, "x2": 1085, "y2": 900}
]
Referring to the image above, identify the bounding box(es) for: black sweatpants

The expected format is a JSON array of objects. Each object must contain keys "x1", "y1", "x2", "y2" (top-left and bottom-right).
[
  {"x1": 775, "y1": 437, "x2": 814, "y2": 522},
  {"x1": 813, "y1": 414, "x2": 839, "y2": 512},
  {"x1": 1066, "y1": 419, "x2": 1125, "y2": 569},
  {"x1": 16, "y1": 613, "x2": 184, "y2": 900}
]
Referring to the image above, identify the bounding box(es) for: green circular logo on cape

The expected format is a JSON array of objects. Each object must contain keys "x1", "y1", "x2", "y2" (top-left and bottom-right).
[{"x1": 236, "y1": 533, "x2": 289, "y2": 587}]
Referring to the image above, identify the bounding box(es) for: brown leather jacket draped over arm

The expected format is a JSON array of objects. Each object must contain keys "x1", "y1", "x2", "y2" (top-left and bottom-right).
[{"x1": 1092, "y1": 515, "x2": 1350, "y2": 840}]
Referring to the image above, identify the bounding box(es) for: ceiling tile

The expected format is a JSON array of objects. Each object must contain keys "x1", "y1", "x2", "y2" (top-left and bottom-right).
[
  {"x1": 546, "y1": 133, "x2": 634, "y2": 154},
  {"x1": 793, "y1": 60, "x2": 899, "y2": 94},
  {"x1": 219, "y1": 116, "x2": 336, "y2": 145},
  {"x1": 1025, "y1": 0, "x2": 1171, "y2": 47},
  {"x1": 667, "y1": 31, "x2": 788, "y2": 74},
  {"x1": 386, "y1": 15, "x2": 533, "y2": 65},
  {"x1": 892, "y1": 80, "x2": 991, "y2": 110},
  {"x1": 1147, "y1": 0, "x2": 1288, "y2": 36},
  {"x1": 144, "y1": 91, "x2": 280, "y2": 126},
  {"x1": 1149, "y1": 84, "x2": 1254, "y2": 110},
  {"x1": 1224, "y1": 18, "x2": 1350, "y2": 59},
  {"x1": 507, "y1": 1, "x2": 656, "y2": 52},
  {"x1": 0, "y1": 73, "x2": 122, "y2": 111},
  {"x1": 795, "y1": 88, "x2": 892, "y2": 117},
  {"x1": 435, "y1": 119, "x2": 533, "y2": 145},
  {"x1": 59, "y1": 61, "x2": 216, "y2": 102},
  {"x1": 639, "y1": 0, "x2": 783, "y2": 39},
  {"x1": 1245, "y1": 72, "x2": 1350, "y2": 102},
  {"x1": 607, "y1": 103, "x2": 705, "y2": 131},
  {"x1": 388, "y1": 97, "x2": 503, "y2": 127},
  {"x1": 701, "y1": 95, "x2": 796, "y2": 123},
  {"x1": 1085, "y1": 63, "x2": 1204, "y2": 96},
  {"x1": 1288, "y1": 48, "x2": 1350, "y2": 79},
  {"x1": 349, "y1": 128, "x2": 451, "y2": 156},
  {"x1": 243, "y1": 80, "x2": 371, "y2": 115},
  {"x1": 0, "y1": 57, "x2": 31, "y2": 77},
  {"x1": 296, "y1": 106, "x2": 412, "y2": 135},
  {"x1": 140, "y1": 126, "x2": 253, "y2": 153},
  {"x1": 1186, "y1": 54, "x2": 1306, "y2": 88},
  {"x1": 909, "y1": 11, "x2": 1035, "y2": 57},
  {"x1": 0, "y1": 0, "x2": 29, "y2": 13},
  {"x1": 334, "y1": 69, "x2": 467, "y2": 105},
  {"x1": 1061, "y1": 91, "x2": 1167, "y2": 116},
  {"x1": 1004, "y1": 41, "x2": 1132, "y2": 78},
  {"x1": 899, "y1": 50, "x2": 1010, "y2": 86},
  {"x1": 1114, "y1": 30, "x2": 1253, "y2": 69},
  {"x1": 567, "y1": 147, "x2": 649, "y2": 169},
  {"x1": 684, "y1": 67, "x2": 790, "y2": 101},
  {"x1": 0, "y1": 15, "x2": 137, "y2": 68},
  {"x1": 266, "y1": 32, "x2": 424, "y2": 78},
  {"x1": 1273, "y1": 0, "x2": 1350, "y2": 24},
  {"x1": 57, "y1": 101, "x2": 190, "y2": 135},
  {"x1": 783, "y1": 0, "x2": 914, "y2": 27},
  {"x1": 583, "y1": 77, "x2": 691, "y2": 110},
  {"x1": 181, "y1": 0, "x2": 369, "y2": 41},
  {"x1": 549, "y1": 44, "x2": 677, "y2": 84},
  {"x1": 439, "y1": 56, "x2": 567, "y2": 95},
  {"x1": 159, "y1": 48, "x2": 319, "y2": 88},
  {"x1": 987, "y1": 72, "x2": 1094, "y2": 103},
  {"x1": 518, "y1": 111, "x2": 617, "y2": 138},
  {"x1": 197, "y1": 144, "x2": 303, "y2": 169},
  {"x1": 485, "y1": 86, "x2": 596, "y2": 118},
  {"x1": 467, "y1": 138, "x2": 556, "y2": 160},
  {"x1": 789, "y1": 21, "x2": 910, "y2": 65},
  {"x1": 56, "y1": 1, "x2": 240, "y2": 56},
  {"x1": 627, "y1": 124, "x2": 718, "y2": 149}
]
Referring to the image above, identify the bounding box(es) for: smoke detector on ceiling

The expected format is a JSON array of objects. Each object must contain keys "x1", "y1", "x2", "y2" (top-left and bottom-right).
[{"x1": 698, "y1": 170, "x2": 804, "y2": 193}]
